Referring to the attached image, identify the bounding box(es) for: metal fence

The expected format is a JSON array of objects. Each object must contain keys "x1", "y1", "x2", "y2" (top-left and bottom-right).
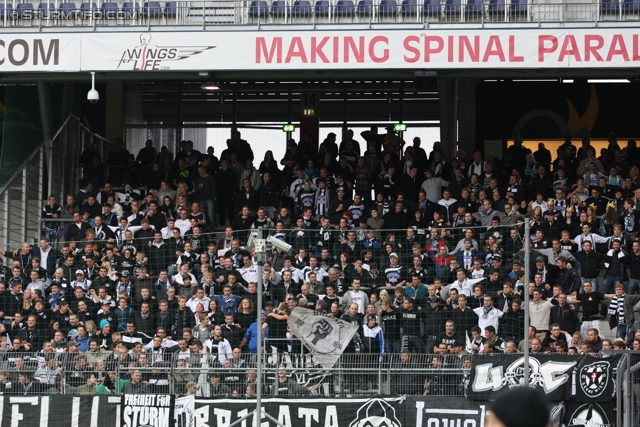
[
  {"x1": 0, "y1": 0, "x2": 639, "y2": 27},
  {"x1": 628, "y1": 353, "x2": 640, "y2": 427},
  {"x1": 0, "y1": 114, "x2": 112, "y2": 254},
  {"x1": 0, "y1": 350, "x2": 472, "y2": 396},
  {"x1": 0, "y1": 350, "x2": 632, "y2": 402}
]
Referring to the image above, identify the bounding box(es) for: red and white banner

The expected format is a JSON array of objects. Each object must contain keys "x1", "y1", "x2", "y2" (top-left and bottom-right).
[{"x1": 2, "y1": 28, "x2": 640, "y2": 71}]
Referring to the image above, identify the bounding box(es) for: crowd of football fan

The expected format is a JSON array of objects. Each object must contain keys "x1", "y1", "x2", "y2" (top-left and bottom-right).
[{"x1": 0, "y1": 128, "x2": 639, "y2": 396}]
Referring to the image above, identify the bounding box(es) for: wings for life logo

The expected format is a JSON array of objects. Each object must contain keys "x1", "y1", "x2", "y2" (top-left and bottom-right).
[
  {"x1": 117, "y1": 33, "x2": 216, "y2": 70},
  {"x1": 579, "y1": 361, "x2": 610, "y2": 398},
  {"x1": 566, "y1": 403, "x2": 611, "y2": 427},
  {"x1": 349, "y1": 399, "x2": 402, "y2": 427}
]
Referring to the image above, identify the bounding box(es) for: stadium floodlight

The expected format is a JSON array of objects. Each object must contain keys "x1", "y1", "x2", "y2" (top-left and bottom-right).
[{"x1": 87, "y1": 72, "x2": 99, "y2": 104}]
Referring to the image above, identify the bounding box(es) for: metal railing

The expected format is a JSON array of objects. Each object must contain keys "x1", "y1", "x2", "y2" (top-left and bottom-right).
[
  {"x1": 112, "y1": 351, "x2": 471, "y2": 397},
  {"x1": 0, "y1": 114, "x2": 112, "y2": 256},
  {"x1": 0, "y1": 350, "x2": 628, "y2": 398},
  {"x1": 627, "y1": 353, "x2": 640, "y2": 427},
  {"x1": 0, "y1": 0, "x2": 639, "y2": 27}
]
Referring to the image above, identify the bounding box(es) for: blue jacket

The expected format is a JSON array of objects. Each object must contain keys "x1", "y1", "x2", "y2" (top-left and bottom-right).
[{"x1": 244, "y1": 321, "x2": 268, "y2": 354}]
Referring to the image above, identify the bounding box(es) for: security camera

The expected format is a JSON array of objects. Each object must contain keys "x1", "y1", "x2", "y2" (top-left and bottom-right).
[
  {"x1": 87, "y1": 88, "x2": 99, "y2": 104},
  {"x1": 266, "y1": 235, "x2": 292, "y2": 252},
  {"x1": 246, "y1": 230, "x2": 257, "y2": 250},
  {"x1": 87, "y1": 71, "x2": 99, "y2": 104}
]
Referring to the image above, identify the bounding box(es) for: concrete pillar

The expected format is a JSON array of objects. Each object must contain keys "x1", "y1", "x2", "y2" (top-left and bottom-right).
[
  {"x1": 457, "y1": 78, "x2": 476, "y2": 159},
  {"x1": 105, "y1": 80, "x2": 124, "y2": 142},
  {"x1": 38, "y1": 81, "x2": 54, "y2": 197},
  {"x1": 438, "y1": 77, "x2": 458, "y2": 160}
]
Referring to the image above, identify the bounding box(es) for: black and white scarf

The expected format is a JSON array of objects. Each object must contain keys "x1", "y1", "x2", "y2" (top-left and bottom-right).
[{"x1": 608, "y1": 296, "x2": 625, "y2": 324}]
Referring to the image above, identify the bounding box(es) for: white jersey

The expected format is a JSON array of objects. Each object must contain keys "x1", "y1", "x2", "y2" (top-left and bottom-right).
[
  {"x1": 238, "y1": 264, "x2": 260, "y2": 283},
  {"x1": 70, "y1": 279, "x2": 92, "y2": 291},
  {"x1": 473, "y1": 306, "x2": 504, "y2": 337},
  {"x1": 301, "y1": 266, "x2": 329, "y2": 283},
  {"x1": 280, "y1": 267, "x2": 304, "y2": 283}
]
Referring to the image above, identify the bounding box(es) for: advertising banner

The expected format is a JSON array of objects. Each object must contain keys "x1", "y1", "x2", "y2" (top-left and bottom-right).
[{"x1": 3, "y1": 28, "x2": 640, "y2": 71}]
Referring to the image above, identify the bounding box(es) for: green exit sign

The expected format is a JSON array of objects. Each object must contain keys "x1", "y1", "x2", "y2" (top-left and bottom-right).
[
  {"x1": 282, "y1": 124, "x2": 295, "y2": 132},
  {"x1": 394, "y1": 123, "x2": 406, "y2": 132}
]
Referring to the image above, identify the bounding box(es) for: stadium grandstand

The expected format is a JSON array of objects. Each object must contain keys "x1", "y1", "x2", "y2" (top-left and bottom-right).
[{"x1": 0, "y1": 2, "x2": 639, "y2": 425}]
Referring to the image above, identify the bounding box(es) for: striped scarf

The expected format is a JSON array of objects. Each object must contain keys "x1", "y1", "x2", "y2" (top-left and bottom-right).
[{"x1": 607, "y1": 296, "x2": 625, "y2": 324}]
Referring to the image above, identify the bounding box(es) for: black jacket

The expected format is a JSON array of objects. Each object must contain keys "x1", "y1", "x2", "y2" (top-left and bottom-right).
[
  {"x1": 216, "y1": 169, "x2": 238, "y2": 197},
  {"x1": 550, "y1": 303, "x2": 580, "y2": 335},
  {"x1": 172, "y1": 307, "x2": 195, "y2": 337},
  {"x1": 556, "y1": 267, "x2": 581, "y2": 296},
  {"x1": 574, "y1": 250, "x2": 605, "y2": 278},
  {"x1": 65, "y1": 222, "x2": 91, "y2": 242},
  {"x1": 258, "y1": 180, "x2": 280, "y2": 208},
  {"x1": 629, "y1": 251, "x2": 640, "y2": 279}
]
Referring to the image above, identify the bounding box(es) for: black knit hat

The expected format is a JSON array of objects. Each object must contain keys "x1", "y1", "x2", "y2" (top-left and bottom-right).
[{"x1": 490, "y1": 387, "x2": 549, "y2": 427}]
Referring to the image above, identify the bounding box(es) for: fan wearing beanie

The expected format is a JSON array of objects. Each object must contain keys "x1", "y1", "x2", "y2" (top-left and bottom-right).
[{"x1": 486, "y1": 387, "x2": 550, "y2": 427}]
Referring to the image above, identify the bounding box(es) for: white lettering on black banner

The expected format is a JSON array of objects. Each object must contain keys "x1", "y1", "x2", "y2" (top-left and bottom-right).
[{"x1": 121, "y1": 394, "x2": 174, "y2": 427}]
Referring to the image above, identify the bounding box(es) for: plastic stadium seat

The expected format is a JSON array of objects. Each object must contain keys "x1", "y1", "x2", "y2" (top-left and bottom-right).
[
  {"x1": 335, "y1": 0, "x2": 354, "y2": 16},
  {"x1": 142, "y1": 1, "x2": 161, "y2": 17},
  {"x1": 122, "y1": 1, "x2": 140, "y2": 17},
  {"x1": 38, "y1": 2, "x2": 54, "y2": 17},
  {"x1": 101, "y1": 2, "x2": 118, "y2": 18},
  {"x1": 401, "y1": 0, "x2": 417, "y2": 14},
  {"x1": 623, "y1": 0, "x2": 640, "y2": 11},
  {"x1": 379, "y1": 0, "x2": 397, "y2": 15},
  {"x1": 466, "y1": 0, "x2": 483, "y2": 14},
  {"x1": 164, "y1": 1, "x2": 176, "y2": 17},
  {"x1": 357, "y1": 0, "x2": 372, "y2": 15},
  {"x1": 292, "y1": 0, "x2": 312, "y2": 17},
  {"x1": 17, "y1": 3, "x2": 34, "y2": 19},
  {"x1": 79, "y1": 1, "x2": 96, "y2": 18},
  {"x1": 423, "y1": 0, "x2": 440, "y2": 16},
  {"x1": 315, "y1": 0, "x2": 329, "y2": 16},
  {"x1": 444, "y1": 0, "x2": 461, "y2": 13},
  {"x1": 601, "y1": 0, "x2": 619, "y2": 12},
  {"x1": 271, "y1": 0, "x2": 286, "y2": 17},
  {"x1": 0, "y1": 2, "x2": 12, "y2": 18},
  {"x1": 510, "y1": 0, "x2": 527, "y2": 13},
  {"x1": 57, "y1": 2, "x2": 76, "y2": 19},
  {"x1": 248, "y1": 0, "x2": 268, "y2": 16},
  {"x1": 487, "y1": 0, "x2": 505, "y2": 14}
]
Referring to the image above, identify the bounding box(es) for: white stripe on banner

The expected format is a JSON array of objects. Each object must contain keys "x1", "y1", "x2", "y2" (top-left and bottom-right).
[
  {"x1": 91, "y1": 396, "x2": 100, "y2": 427},
  {"x1": 115, "y1": 402, "x2": 121, "y2": 427},
  {"x1": 0, "y1": 396, "x2": 4, "y2": 426},
  {"x1": 71, "y1": 397, "x2": 80, "y2": 427},
  {"x1": 39, "y1": 397, "x2": 49, "y2": 427},
  {"x1": 423, "y1": 409, "x2": 480, "y2": 415},
  {"x1": 9, "y1": 397, "x2": 38, "y2": 403}
]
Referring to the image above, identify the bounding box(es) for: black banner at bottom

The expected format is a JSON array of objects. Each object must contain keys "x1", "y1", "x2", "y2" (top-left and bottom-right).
[
  {"x1": 0, "y1": 395, "x2": 488, "y2": 427},
  {"x1": 404, "y1": 397, "x2": 486, "y2": 427},
  {"x1": 191, "y1": 396, "x2": 406, "y2": 427}
]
